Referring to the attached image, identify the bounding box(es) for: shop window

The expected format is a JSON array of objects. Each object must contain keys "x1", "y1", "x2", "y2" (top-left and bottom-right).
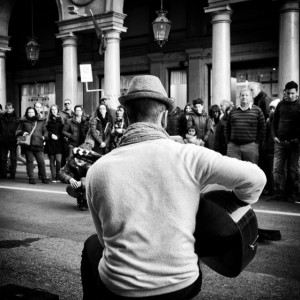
[
  {"x1": 170, "y1": 70, "x2": 187, "y2": 110},
  {"x1": 21, "y1": 82, "x2": 55, "y2": 117}
]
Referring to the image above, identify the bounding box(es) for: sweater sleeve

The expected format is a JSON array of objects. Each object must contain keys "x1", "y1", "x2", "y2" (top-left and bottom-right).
[{"x1": 181, "y1": 145, "x2": 266, "y2": 204}]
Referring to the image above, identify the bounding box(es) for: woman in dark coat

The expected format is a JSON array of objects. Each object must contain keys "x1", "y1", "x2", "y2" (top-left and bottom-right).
[
  {"x1": 16, "y1": 106, "x2": 49, "y2": 184},
  {"x1": 179, "y1": 103, "x2": 194, "y2": 138},
  {"x1": 88, "y1": 103, "x2": 113, "y2": 155},
  {"x1": 46, "y1": 104, "x2": 64, "y2": 182}
]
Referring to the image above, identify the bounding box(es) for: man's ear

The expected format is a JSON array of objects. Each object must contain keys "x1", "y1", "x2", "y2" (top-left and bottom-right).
[{"x1": 161, "y1": 110, "x2": 168, "y2": 129}]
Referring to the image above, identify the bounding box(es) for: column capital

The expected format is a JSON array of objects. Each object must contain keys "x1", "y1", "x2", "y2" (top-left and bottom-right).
[
  {"x1": 276, "y1": 0, "x2": 300, "y2": 13},
  {"x1": 0, "y1": 35, "x2": 11, "y2": 52},
  {"x1": 204, "y1": 5, "x2": 232, "y2": 23}
]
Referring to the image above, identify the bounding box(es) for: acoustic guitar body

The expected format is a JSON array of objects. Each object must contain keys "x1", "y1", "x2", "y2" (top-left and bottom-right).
[{"x1": 195, "y1": 188, "x2": 258, "y2": 277}]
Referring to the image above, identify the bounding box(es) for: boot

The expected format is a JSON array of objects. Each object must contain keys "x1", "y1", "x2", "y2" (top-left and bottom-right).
[
  {"x1": 29, "y1": 178, "x2": 36, "y2": 184},
  {"x1": 42, "y1": 178, "x2": 50, "y2": 184}
]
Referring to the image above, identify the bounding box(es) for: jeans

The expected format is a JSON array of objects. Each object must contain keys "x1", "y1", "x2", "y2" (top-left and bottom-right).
[
  {"x1": 273, "y1": 142, "x2": 300, "y2": 196},
  {"x1": 81, "y1": 235, "x2": 202, "y2": 300},
  {"x1": 0, "y1": 143, "x2": 17, "y2": 175},
  {"x1": 24, "y1": 149, "x2": 47, "y2": 180},
  {"x1": 227, "y1": 142, "x2": 259, "y2": 164},
  {"x1": 49, "y1": 154, "x2": 62, "y2": 179}
]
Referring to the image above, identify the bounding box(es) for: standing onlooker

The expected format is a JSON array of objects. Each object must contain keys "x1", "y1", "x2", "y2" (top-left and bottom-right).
[
  {"x1": 88, "y1": 103, "x2": 113, "y2": 155},
  {"x1": 166, "y1": 105, "x2": 184, "y2": 136},
  {"x1": 206, "y1": 104, "x2": 221, "y2": 150},
  {"x1": 61, "y1": 99, "x2": 75, "y2": 167},
  {"x1": 271, "y1": 81, "x2": 300, "y2": 202},
  {"x1": 46, "y1": 104, "x2": 64, "y2": 183},
  {"x1": 225, "y1": 88, "x2": 266, "y2": 164},
  {"x1": 111, "y1": 105, "x2": 129, "y2": 150},
  {"x1": 99, "y1": 97, "x2": 116, "y2": 123},
  {"x1": 34, "y1": 102, "x2": 46, "y2": 120},
  {"x1": 261, "y1": 99, "x2": 281, "y2": 197},
  {"x1": 62, "y1": 105, "x2": 89, "y2": 158},
  {"x1": 191, "y1": 98, "x2": 210, "y2": 146},
  {"x1": 219, "y1": 99, "x2": 233, "y2": 119},
  {"x1": 16, "y1": 107, "x2": 49, "y2": 184},
  {"x1": 0, "y1": 102, "x2": 19, "y2": 179},
  {"x1": 214, "y1": 104, "x2": 234, "y2": 155},
  {"x1": 179, "y1": 103, "x2": 194, "y2": 138},
  {"x1": 249, "y1": 82, "x2": 272, "y2": 119}
]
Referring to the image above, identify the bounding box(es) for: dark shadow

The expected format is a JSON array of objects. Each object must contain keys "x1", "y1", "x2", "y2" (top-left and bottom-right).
[{"x1": 0, "y1": 237, "x2": 41, "y2": 248}]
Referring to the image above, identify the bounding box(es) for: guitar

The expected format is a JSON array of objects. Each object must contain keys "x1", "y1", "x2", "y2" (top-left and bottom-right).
[{"x1": 194, "y1": 185, "x2": 259, "y2": 278}]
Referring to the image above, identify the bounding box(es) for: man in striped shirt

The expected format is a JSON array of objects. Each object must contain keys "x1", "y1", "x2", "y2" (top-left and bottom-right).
[{"x1": 225, "y1": 88, "x2": 266, "y2": 164}]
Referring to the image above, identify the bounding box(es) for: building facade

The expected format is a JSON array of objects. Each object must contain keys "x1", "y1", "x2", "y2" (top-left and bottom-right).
[{"x1": 0, "y1": 0, "x2": 299, "y2": 116}]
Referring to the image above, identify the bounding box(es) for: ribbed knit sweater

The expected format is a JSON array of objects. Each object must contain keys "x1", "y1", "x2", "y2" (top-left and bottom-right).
[{"x1": 225, "y1": 105, "x2": 266, "y2": 145}]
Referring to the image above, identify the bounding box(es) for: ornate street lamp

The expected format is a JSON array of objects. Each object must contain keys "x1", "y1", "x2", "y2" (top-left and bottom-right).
[
  {"x1": 25, "y1": 0, "x2": 40, "y2": 65},
  {"x1": 152, "y1": 0, "x2": 171, "y2": 47}
]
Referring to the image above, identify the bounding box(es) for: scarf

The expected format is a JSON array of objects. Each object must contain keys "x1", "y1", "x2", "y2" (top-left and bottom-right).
[{"x1": 119, "y1": 122, "x2": 170, "y2": 147}]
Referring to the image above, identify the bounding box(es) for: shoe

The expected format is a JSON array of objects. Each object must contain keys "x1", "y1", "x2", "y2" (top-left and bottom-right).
[
  {"x1": 77, "y1": 197, "x2": 87, "y2": 211},
  {"x1": 55, "y1": 177, "x2": 61, "y2": 183},
  {"x1": 29, "y1": 178, "x2": 36, "y2": 184},
  {"x1": 0, "y1": 174, "x2": 7, "y2": 179},
  {"x1": 42, "y1": 178, "x2": 50, "y2": 184},
  {"x1": 51, "y1": 177, "x2": 57, "y2": 183},
  {"x1": 8, "y1": 174, "x2": 15, "y2": 179},
  {"x1": 285, "y1": 195, "x2": 299, "y2": 203}
]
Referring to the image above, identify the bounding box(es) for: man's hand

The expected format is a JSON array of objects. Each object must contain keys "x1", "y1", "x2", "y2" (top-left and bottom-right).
[
  {"x1": 51, "y1": 134, "x2": 58, "y2": 140},
  {"x1": 274, "y1": 137, "x2": 280, "y2": 144},
  {"x1": 100, "y1": 142, "x2": 106, "y2": 148},
  {"x1": 69, "y1": 178, "x2": 82, "y2": 189}
]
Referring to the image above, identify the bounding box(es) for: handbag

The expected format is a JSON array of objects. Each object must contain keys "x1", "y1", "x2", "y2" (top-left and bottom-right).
[{"x1": 17, "y1": 122, "x2": 37, "y2": 146}]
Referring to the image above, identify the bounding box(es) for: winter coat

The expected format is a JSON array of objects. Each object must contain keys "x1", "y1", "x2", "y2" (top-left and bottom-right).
[
  {"x1": 61, "y1": 110, "x2": 75, "y2": 124},
  {"x1": 46, "y1": 116, "x2": 64, "y2": 154},
  {"x1": 214, "y1": 116, "x2": 228, "y2": 155},
  {"x1": 62, "y1": 116, "x2": 89, "y2": 147},
  {"x1": 89, "y1": 113, "x2": 113, "y2": 154},
  {"x1": 179, "y1": 113, "x2": 195, "y2": 138},
  {"x1": 16, "y1": 116, "x2": 47, "y2": 151},
  {"x1": 192, "y1": 110, "x2": 210, "y2": 142},
  {"x1": 58, "y1": 153, "x2": 91, "y2": 186},
  {"x1": 166, "y1": 107, "x2": 184, "y2": 136},
  {"x1": 253, "y1": 91, "x2": 272, "y2": 119},
  {"x1": 0, "y1": 112, "x2": 19, "y2": 144},
  {"x1": 111, "y1": 116, "x2": 129, "y2": 149}
]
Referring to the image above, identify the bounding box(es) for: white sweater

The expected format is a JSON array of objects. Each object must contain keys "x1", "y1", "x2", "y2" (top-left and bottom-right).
[{"x1": 86, "y1": 139, "x2": 266, "y2": 297}]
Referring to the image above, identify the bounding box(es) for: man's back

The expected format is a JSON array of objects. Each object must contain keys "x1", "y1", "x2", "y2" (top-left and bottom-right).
[{"x1": 87, "y1": 137, "x2": 264, "y2": 297}]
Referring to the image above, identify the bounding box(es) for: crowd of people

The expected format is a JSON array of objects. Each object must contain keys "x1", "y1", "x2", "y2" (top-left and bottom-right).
[
  {"x1": 0, "y1": 98, "x2": 129, "y2": 209},
  {"x1": 166, "y1": 80, "x2": 300, "y2": 203},
  {"x1": 0, "y1": 80, "x2": 299, "y2": 207}
]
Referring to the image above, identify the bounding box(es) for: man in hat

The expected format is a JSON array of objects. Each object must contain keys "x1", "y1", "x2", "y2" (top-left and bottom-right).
[{"x1": 81, "y1": 75, "x2": 266, "y2": 299}]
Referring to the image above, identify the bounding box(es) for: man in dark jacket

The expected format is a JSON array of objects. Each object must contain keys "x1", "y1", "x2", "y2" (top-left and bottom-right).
[
  {"x1": 249, "y1": 82, "x2": 272, "y2": 119},
  {"x1": 270, "y1": 81, "x2": 300, "y2": 203},
  {"x1": 0, "y1": 103, "x2": 19, "y2": 179},
  {"x1": 166, "y1": 106, "x2": 184, "y2": 136}
]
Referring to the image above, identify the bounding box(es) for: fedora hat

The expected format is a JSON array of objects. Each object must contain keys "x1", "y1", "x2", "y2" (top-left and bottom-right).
[{"x1": 119, "y1": 75, "x2": 175, "y2": 112}]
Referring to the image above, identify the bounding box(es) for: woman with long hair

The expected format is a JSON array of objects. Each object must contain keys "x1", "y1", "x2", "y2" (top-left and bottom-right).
[
  {"x1": 46, "y1": 104, "x2": 64, "y2": 182},
  {"x1": 88, "y1": 103, "x2": 113, "y2": 155},
  {"x1": 16, "y1": 106, "x2": 49, "y2": 184}
]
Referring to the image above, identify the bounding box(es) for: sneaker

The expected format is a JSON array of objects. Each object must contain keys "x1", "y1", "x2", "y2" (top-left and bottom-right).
[{"x1": 29, "y1": 178, "x2": 36, "y2": 184}]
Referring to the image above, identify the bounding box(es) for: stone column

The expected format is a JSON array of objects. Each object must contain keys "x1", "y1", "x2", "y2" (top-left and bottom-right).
[
  {"x1": 0, "y1": 50, "x2": 7, "y2": 108},
  {"x1": 278, "y1": 0, "x2": 299, "y2": 97},
  {"x1": 205, "y1": 5, "x2": 232, "y2": 104},
  {"x1": 61, "y1": 33, "x2": 78, "y2": 106},
  {"x1": 104, "y1": 30, "x2": 121, "y2": 109}
]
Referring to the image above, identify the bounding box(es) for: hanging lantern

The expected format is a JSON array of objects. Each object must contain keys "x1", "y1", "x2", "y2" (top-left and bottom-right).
[
  {"x1": 25, "y1": 0, "x2": 40, "y2": 65},
  {"x1": 25, "y1": 37, "x2": 40, "y2": 66},
  {"x1": 152, "y1": 0, "x2": 171, "y2": 47}
]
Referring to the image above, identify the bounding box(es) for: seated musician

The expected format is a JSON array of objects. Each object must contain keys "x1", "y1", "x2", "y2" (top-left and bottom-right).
[{"x1": 81, "y1": 75, "x2": 266, "y2": 299}]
